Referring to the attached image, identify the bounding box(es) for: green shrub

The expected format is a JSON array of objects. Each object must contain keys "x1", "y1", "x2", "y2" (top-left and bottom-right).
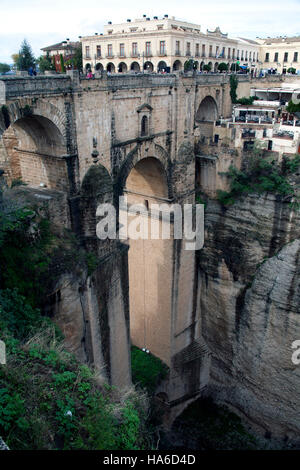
[
  {"x1": 131, "y1": 346, "x2": 169, "y2": 394},
  {"x1": 217, "y1": 153, "x2": 300, "y2": 207}
]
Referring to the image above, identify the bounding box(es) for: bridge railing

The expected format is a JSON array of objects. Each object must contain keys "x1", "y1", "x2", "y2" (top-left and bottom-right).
[{"x1": 0, "y1": 75, "x2": 72, "y2": 104}]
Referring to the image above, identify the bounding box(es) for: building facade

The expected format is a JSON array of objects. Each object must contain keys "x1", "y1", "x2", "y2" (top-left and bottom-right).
[
  {"x1": 257, "y1": 36, "x2": 300, "y2": 74},
  {"x1": 81, "y1": 15, "x2": 260, "y2": 74},
  {"x1": 41, "y1": 39, "x2": 80, "y2": 72}
]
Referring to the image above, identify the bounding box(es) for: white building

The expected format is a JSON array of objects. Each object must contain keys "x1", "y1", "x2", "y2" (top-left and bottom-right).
[{"x1": 81, "y1": 15, "x2": 260, "y2": 74}]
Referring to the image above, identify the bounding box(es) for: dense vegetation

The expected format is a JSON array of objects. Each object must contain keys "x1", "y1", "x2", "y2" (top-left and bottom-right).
[
  {"x1": 217, "y1": 151, "x2": 300, "y2": 207},
  {"x1": 131, "y1": 346, "x2": 169, "y2": 394},
  {"x1": 0, "y1": 189, "x2": 148, "y2": 450}
]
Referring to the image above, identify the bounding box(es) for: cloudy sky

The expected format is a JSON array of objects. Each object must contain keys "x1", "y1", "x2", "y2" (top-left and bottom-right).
[{"x1": 0, "y1": 0, "x2": 299, "y2": 63}]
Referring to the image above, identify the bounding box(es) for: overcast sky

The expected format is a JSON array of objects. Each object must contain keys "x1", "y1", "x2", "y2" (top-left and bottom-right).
[{"x1": 0, "y1": 0, "x2": 299, "y2": 63}]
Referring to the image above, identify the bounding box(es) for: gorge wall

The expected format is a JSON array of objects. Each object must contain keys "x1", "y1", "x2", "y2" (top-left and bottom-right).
[{"x1": 197, "y1": 192, "x2": 300, "y2": 443}]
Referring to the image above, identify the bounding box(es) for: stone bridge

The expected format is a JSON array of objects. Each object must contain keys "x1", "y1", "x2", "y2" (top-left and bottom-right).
[{"x1": 0, "y1": 71, "x2": 282, "y2": 421}]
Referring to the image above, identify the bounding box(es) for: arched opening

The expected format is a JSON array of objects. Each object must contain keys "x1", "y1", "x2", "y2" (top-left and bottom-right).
[
  {"x1": 125, "y1": 157, "x2": 172, "y2": 364},
  {"x1": 0, "y1": 113, "x2": 68, "y2": 191},
  {"x1": 193, "y1": 61, "x2": 199, "y2": 71},
  {"x1": 158, "y1": 61, "x2": 167, "y2": 73},
  {"x1": 141, "y1": 115, "x2": 148, "y2": 136},
  {"x1": 214, "y1": 62, "x2": 219, "y2": 73},
  {"x1": 95, "y1": 63, "x2": 103, "y2": 71},
  {"x1": 144, "y1": 61, "x2": 154, "y2": 72},
  {"x1": 200, "y1": 61, "x2": 205, "y2": 71},
  {"x1": 85, "y1": 63, "x2": 91, "y2": 71},
  {"x1": 107, "y1": 62, "x2": 115, "y2": 73},
  {"x1": 172, "y1": 60, "x2": 182, "y2": 71},
  {"x1": 195, "y1": 96, "x2": 218, "y2": 122},
  {"x1": 118, "y1": 62, "x2": 127, "y2": 73},
  {"x1": 130, "y1": 62, "x2": 140, "y2": 72}
]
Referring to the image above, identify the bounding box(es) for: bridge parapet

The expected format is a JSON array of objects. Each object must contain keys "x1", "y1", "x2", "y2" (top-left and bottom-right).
[{"x1": 0, "y1": 75, "x2": 72, "y2": 104}]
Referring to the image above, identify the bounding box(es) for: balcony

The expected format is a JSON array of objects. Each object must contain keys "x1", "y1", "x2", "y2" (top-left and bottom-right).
[
  {"x1": 186, "y1": 51, "x2": 191, "y2": 57},
  {"x1": 202, "y1": 53, "x2": 206, "y2": 58},
  {"x1": 96, "y1": 55, "x2": 102, "y2": 59},
  {"x1": 175, "y1": 50, "x2": 181, "y2": 56},
  {"x1": 145, "y1": 52, "x2": 152, "y2": 57},
  {"x1": 195, "y1": 52, "x2": 200, "y2": 57},
  {"x1": 157, "y1": 51, "x2": 167, "y2": 57},
  {"x1": 131, "y1": 52, "x2": 139, "y2": 58},
  {"x1": 119, "y1": 54, "x2": 126, "y2": 58},
  {"x1": 106, "y1": 54, "x2": 114, "y2": 59}
]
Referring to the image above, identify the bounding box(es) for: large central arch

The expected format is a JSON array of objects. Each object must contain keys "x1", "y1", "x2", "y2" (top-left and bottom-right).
[{"x1": 125, "y1": 156, "x2": 173, "y2": 364}]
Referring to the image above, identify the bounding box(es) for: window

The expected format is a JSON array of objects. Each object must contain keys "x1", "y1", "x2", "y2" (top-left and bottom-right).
[
  {"x1": 132, "y1": 42, "x2": 138, "y2": 56},
  {"x1": 284, "y1": 52, "x2": 288, "y2": 62},
  {"x1": 96, "y1": 45, "x2": 101, "y2": 57},
  {"x1": 294, "y1": 52, "x2": 298, "y2": 62},
  {"x1": 107, "y1": 44, "x2": 113, "y2": 57},
  {"x1": 176, "y1": 41, "x2": 180, "y2": 55},
  {"x1": 265, "y1": 52, "x2": 269, "y2": 62},
  {"x1": 274, "y1": 52, "x2": 278, "y2": 62},
  {"x1": 209, "y1": 45, "x2": 213, "y2": 57},
  {"x1": 85, "y1": 46, "x2": 90, "y2": 58},
  {"x1": 241, "y1": 50, "x2": 244, "y2": 60},
  {"x1": 141, "y1": 115, "x2": 148, "y2": 136},
  {"x1": 120, "y1": 43, "x2": 125, "y2": 56},
  {"x1": 146, "y1": 41, "x2": 151, "y2": 56},
  {"x1": 222, "y1": 47, "x2": 225, "y2": 58},
  {"x1": 245, "y1": 51, "x2": 248, "y2": 60},
  {"x1": 237, "y1": 49, "x2": 240, "y2": 59},
  {"x1": 195, "y1": 43, "x2": 199, "y2": 56},
  {"x1": 202, "y1": 44, "x2": 205, "y2": 57},
  {"x1": 249, "y1": 51, "x2": 252, "y2": 61},
  {"x1": 186, "y1": 42, "x2": 191, "y2": 56},
  {"x1": 228, "y1": 48, "x2": 231, "y2": 59},
  {"x1": 232, "y1": 48, "x2": 235, "y2": 59},
  {"x1": 160, "y1": 41, "x2": 166, "y2": 55}
]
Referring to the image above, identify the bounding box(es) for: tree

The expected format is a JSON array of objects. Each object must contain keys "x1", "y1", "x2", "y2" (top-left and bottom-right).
[
  {"x1": 203, "y1": 63, "x2": 212, "y2": 72},
  {"x1": 37, "y1": 53, "x2": 54, "y2": 73},
  {"x1": 60, "y1": 54, "x2": 66, "y2": 73},
  {"x1": 230, "y1": 63, "x2": 240, "y2": 72},
  {"x1": 230, "y1": 74, "x2": 238, "y2": 103},
  {"x1": 11, "y1": 54, "x2": 19, "y2": 70},
  {"x1": 0, "y1": 63, "x2": 10, "y2": 74},
  {"x1": 16, "y1": 40, "x2": 35, "y2": 71},
  {"x1": 286, "y1": 100, "x2": 300, "y2": 113},
  {"x1": 287, "y1": 67, "x2": 296, "y2": 74},
  {"x1": 184, "y1": 59, "x2": 194, "y2": 72},
  {"x1": 218, "y1": 62, "x2": 228, "y2": 72},
  {"x1": 72, "y1": 45, "x2": 83, "y2": 71}
]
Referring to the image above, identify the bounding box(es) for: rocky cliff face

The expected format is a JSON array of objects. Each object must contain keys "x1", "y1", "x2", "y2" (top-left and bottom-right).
[{"x1": 197, "y1": 193, "x2": 300, "y2": 444}]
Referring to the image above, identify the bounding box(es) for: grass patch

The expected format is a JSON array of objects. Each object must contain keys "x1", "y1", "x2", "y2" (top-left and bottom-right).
[{"x1": 131, "y1": 346, "x2": 169, "y2": 394}]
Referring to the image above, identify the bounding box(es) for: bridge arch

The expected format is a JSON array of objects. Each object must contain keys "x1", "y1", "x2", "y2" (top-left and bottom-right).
[
  {"x1": 125, "y1": 156, "x2": 172, "y2": 364},
  {"x1": 0, "y1": 100, "x2": 70, "y2": 190},
  {"x1": 195, "y1": 95, "x2": 218, "y2": 122},
  {"x1": 116, "y1": 142, "x2": 172, "y2": 199}
]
